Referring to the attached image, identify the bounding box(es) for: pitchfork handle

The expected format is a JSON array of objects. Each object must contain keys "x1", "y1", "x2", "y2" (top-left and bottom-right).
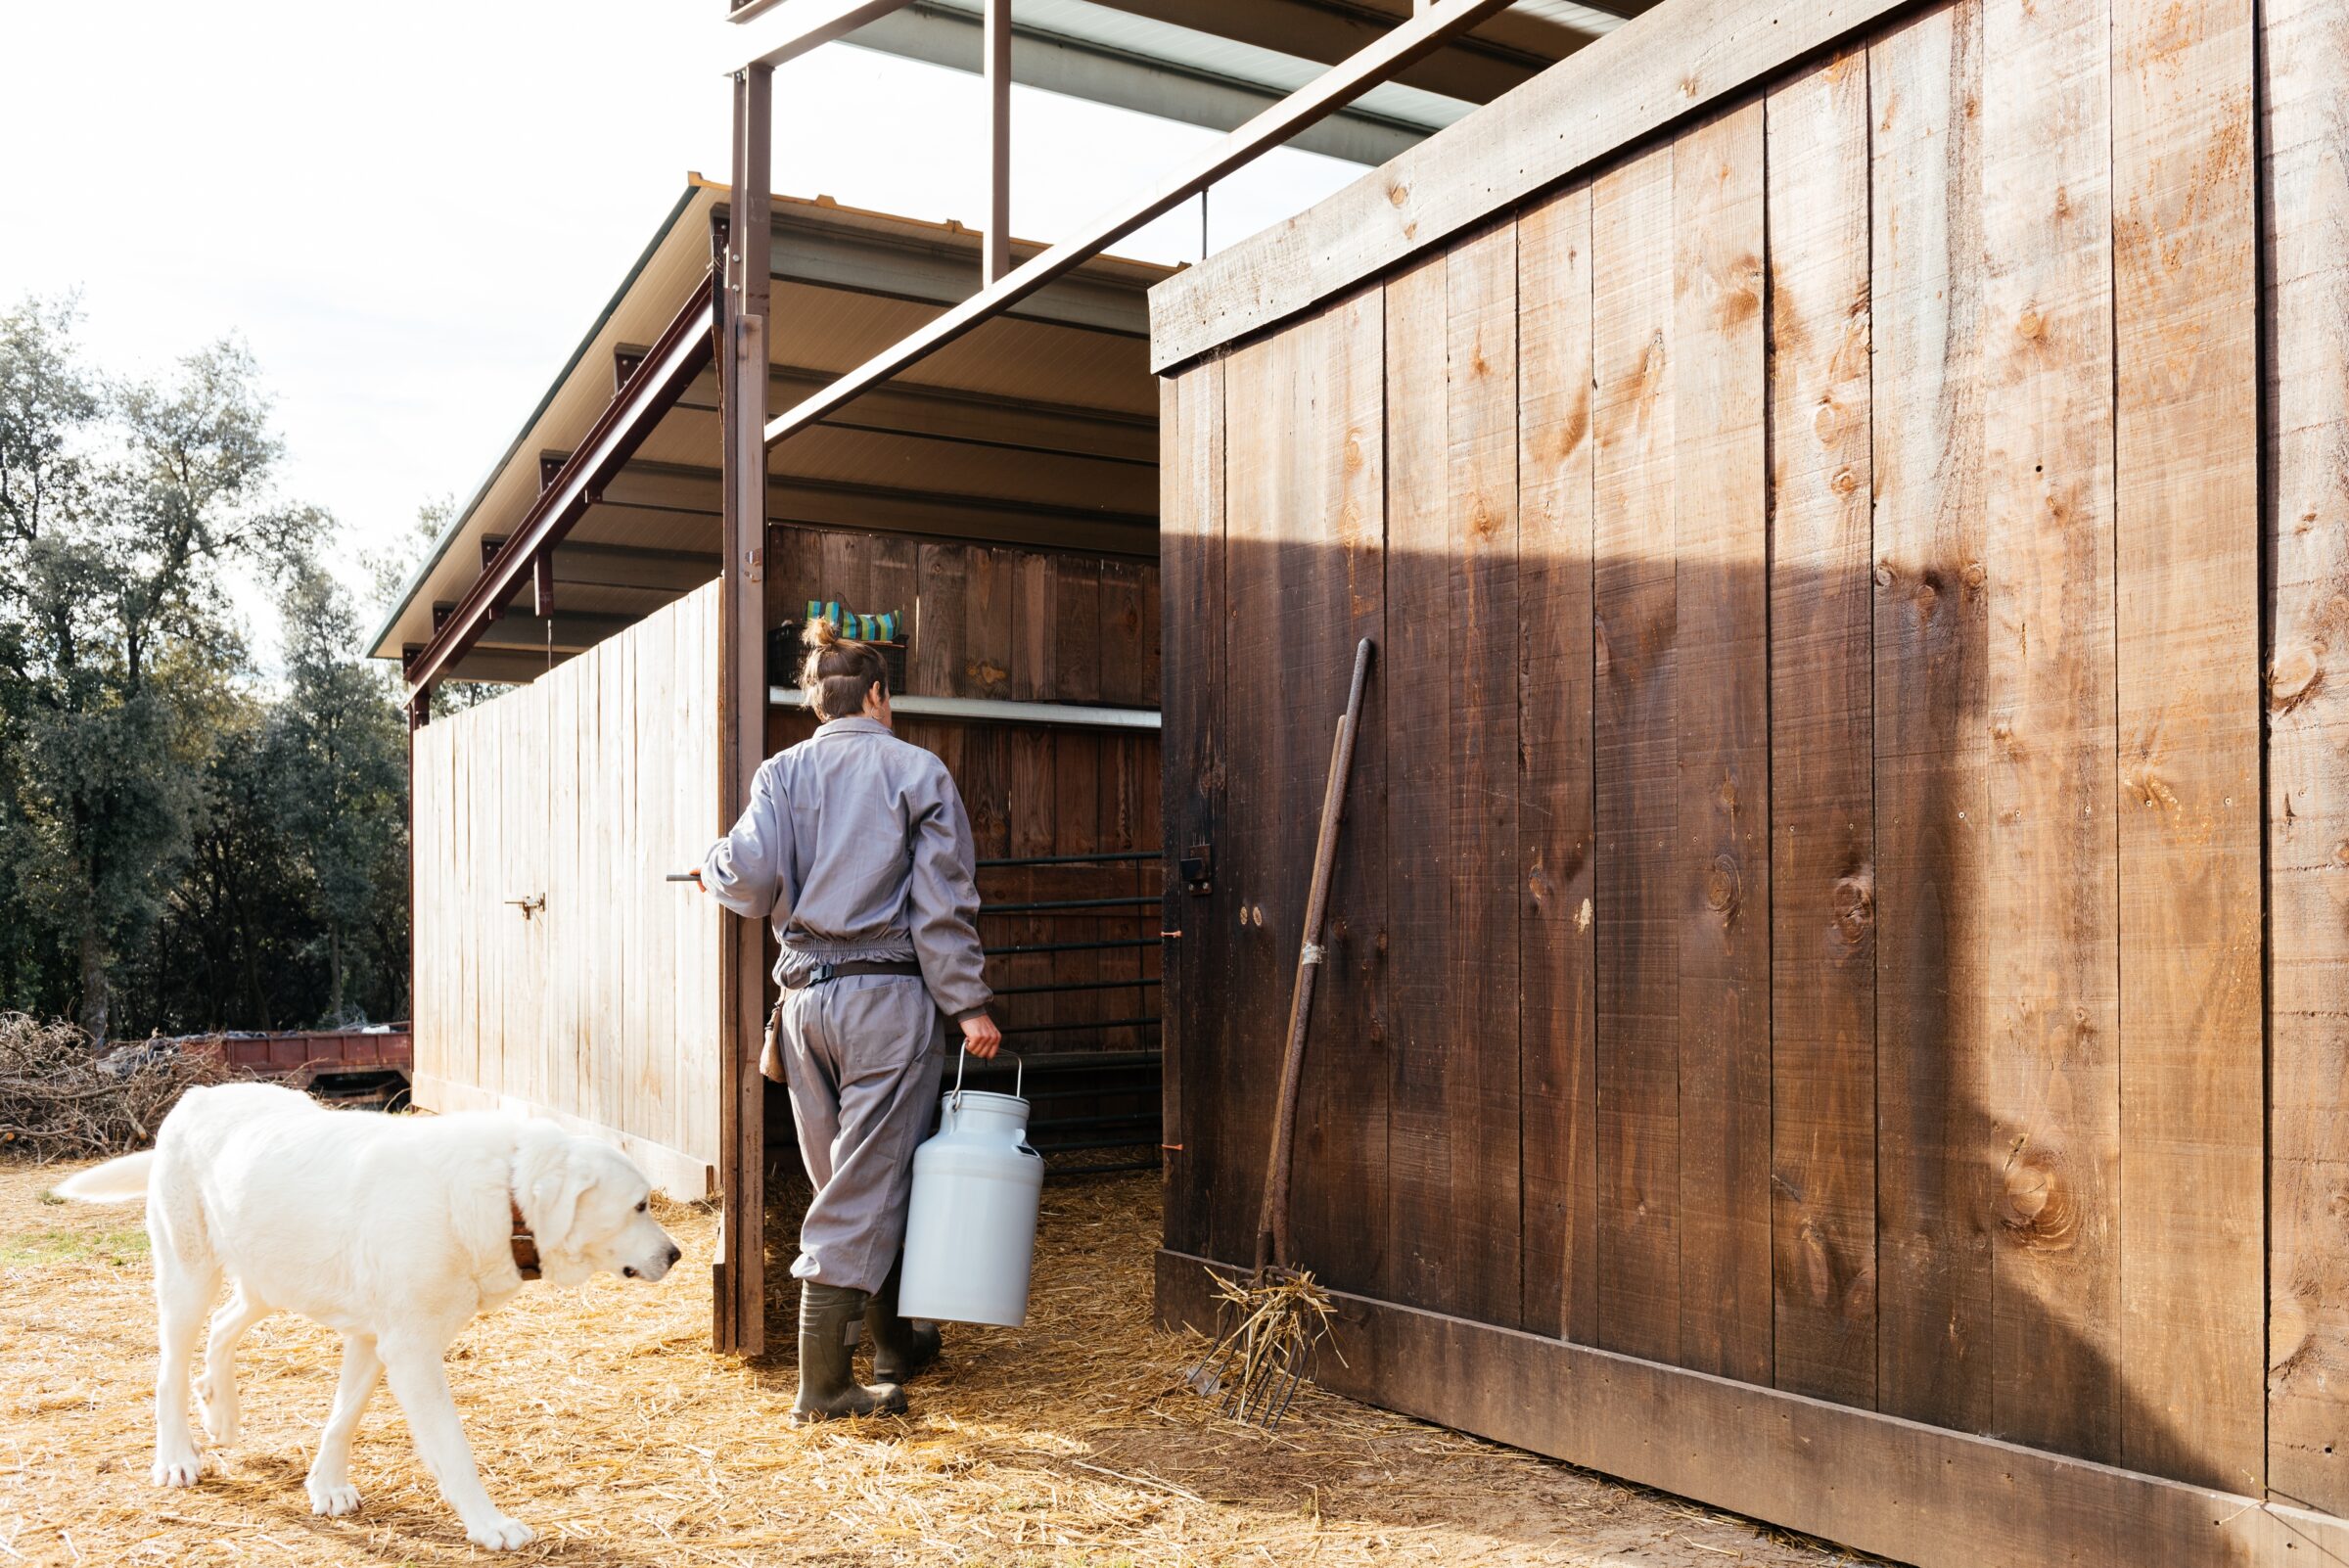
[{"x1": 1254, "y1": 636, "x2": 1374, "y2": 1275}]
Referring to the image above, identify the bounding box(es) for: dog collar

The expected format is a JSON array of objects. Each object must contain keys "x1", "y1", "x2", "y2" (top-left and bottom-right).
[{"x1": 509, "y1": 1199, "x2": 541, "y2": 1281}]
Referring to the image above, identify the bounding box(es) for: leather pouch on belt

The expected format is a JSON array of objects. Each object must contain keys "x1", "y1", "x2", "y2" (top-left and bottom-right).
[{"x1": 760, "y1": 1003, "x2": 787, "y2": 1084}]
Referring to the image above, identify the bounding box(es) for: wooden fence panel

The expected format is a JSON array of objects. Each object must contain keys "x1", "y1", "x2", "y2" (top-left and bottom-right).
[
  {"x1": 412, "y1": 585, "x2": 723, "y2": 1197},
  {"x1": 1669, "y1": 99, "x2": 1772, "y2": 1386},
  {"x1": 1765, "y1": 47, "x2": 1878, "y2": 1409},
  {"x1": 1285, "y1": 292, "x2": 1390, "y2": 1303},
  {"x1": 1516, "y1": 182, "x2": 1599, "y2": 1346},
  {"x1": 1978, "y1": 0, "x2": 2123, "y2": 1466},
  {"x1": 1384, "y1": 229, "x2": 1522, "y2": 1325},
  {"x1": 1159, "y1": 364, "x2": 1225, "y2": 1261},
  {"x1": 1868, "y1": 0, "x2": 1994, "y2": 1436},
  {"x1": 1384, "y1": 254, "x2": 1455, "y2": 1314},
  {"x1": 1590, "y1": 144, "x2": 1681, "y2": 1365},
  {"x1": 2111, "y1": 0, "x2": 2266, "y2": 1492},
  {"x1": 1156, "y1": 0, "x2": 2338, "y2": 1548},
  {"x1": 2263, "y1": 0, "x2": 2349, "y2": 1518}
]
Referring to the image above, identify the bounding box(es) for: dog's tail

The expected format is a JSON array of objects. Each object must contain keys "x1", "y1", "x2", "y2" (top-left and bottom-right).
[{"x1": 53, "y1": 1150, "x2": 156, "y2": 1204}]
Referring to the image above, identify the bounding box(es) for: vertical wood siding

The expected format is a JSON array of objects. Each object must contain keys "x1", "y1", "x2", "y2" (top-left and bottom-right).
[
  {"x1": 1161, "y1": 0, "x2": 2330, "y2": 1512},
  {"x1": 413, "y1": 584, "x2": 724, "y2": 1194},
  {"x1": 2264, "y1": 0, "x2": 2349, "y2": 1519}
]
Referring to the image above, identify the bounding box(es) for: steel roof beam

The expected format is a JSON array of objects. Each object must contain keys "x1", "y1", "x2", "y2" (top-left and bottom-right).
[{"x1": 399, "y1": 275, "x2": 715, "y2": 701}]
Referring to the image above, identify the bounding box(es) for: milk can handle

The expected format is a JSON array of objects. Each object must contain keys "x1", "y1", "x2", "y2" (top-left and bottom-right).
[{"x1": 953, "y1": 1046, "x2": 1019, "y2": 1107}]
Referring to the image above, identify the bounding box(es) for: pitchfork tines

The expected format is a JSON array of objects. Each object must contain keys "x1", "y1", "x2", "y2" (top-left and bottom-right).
[{"x1": 1183, "y1": 1264, "x2": 1338, "y2": 1430}]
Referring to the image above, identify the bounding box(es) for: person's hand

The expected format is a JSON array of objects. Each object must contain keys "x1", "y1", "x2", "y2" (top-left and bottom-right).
[{"x1": 959, "y1": 1012, "x2": 1002, "y2": 1060}]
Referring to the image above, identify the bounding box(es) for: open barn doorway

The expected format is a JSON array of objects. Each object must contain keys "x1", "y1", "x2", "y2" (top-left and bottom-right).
[
  {"x1": 377, "y1": 184, "x2": 1174, "y2": 1356},
  {"x1": 740, "y1": 522, "x2": 1166, "y2": 1352}
]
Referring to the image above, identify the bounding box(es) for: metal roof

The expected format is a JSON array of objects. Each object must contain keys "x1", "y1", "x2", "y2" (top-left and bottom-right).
[
  {"x1": 367, "y1": 182, "x2": 1171, "y2": 677},
  {"x1": 811, "y1": 0, "x2": 1636, "y2": 162}
]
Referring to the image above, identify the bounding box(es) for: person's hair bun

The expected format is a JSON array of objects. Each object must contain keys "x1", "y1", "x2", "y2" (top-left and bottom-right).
[{"x1": 797, "y1": 612, "x2": 889, "y2": 720}]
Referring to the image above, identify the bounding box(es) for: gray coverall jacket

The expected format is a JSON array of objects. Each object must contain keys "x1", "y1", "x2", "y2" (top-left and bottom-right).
[{"x1": 702, "y1": 715, "x2": 992, "y2": 1293}]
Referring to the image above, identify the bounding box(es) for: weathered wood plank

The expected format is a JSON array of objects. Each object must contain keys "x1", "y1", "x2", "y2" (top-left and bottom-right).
[
  {"x1": 913, "y1": 542, "x2": 968, "y2": 697},
  {"x1": 1052, "y1": 557, "x2": 1103, "y2": 706},
  {"x1": 1148, "y1": 0, "x2": 1921, "y2": 371},
  {"x1": 1219, "y1": 327, "x2": 1299, "y2": 1266},
  {"x1": 1383, "y1": 252, "x2": 1459, "y2": 1315},
  {"x1": 1138, "y1": 561, "x2": 1162, "y2": 708},
  {"x1": 1765, "y1": 46, "x2": 1877, "y2": 1410},
  {"x1": 2262, "y1": 0, "x2": 2349, "y2": 1516},
  {"x1": 1283, "y1": 290, "x2": 1390, "y2": 1302},
  {"x1": 964, "y1": 545, "x2": 1015, "y2": 698},
  {"x1": 1515, "y1": 181, "x2": 1598, "y2": 1345},
  {"x1": 1669, "y1": 99, "x2": 1772, "y2": 1385},
  {"x1": 1156, "y1": 1250, "x2": 2349, "y2": 1568},
  {"x1": 1867, "y1": 0, "x2": 1994, "y2": 1436},
  {"x1": 1978, "y1": 0, "x2": 2122, "y2": 1467},
  {"x1": 2108, "y1": 0, "x2": 2266, "y2": 1494},
  {"x1": 1098, "y1": 559, "x2": 1148, "y2": 708},
  {"x1": 1009, "y1": 551, "x2": 1053, "y2": 702},
  {"x1": 1444, "y1": 222, "x2": 1522, "y2": 1329},
  {"x1": 1589, "y1": 143, "x2": 1681, "y2": 1365},
  {"x1": 1158, "y1": 364, "x2": 1226, "y2": 1260}
]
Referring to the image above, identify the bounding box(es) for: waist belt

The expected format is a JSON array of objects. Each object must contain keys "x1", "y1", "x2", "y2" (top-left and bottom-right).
[{"x1": 786, "y1": 959, "x2": 922, "y2": 989}]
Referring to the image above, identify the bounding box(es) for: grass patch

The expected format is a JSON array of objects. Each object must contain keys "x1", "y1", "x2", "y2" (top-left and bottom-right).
[{"x1": 0, "y1": 1224, "x2": 148, "y2": 1267}]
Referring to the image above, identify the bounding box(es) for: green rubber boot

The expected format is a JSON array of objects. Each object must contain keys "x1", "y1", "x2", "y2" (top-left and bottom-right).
[
  {"x1": 792, "y1": 1284, "x2": 906, "y2": 1425},
  {"x1": 866, "y1": 1258, "x2": 942, "y2": 1384}
]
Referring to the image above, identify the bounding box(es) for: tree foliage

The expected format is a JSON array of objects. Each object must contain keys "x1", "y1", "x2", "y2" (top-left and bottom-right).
[{"x1": 0, "y1": 295, "x2": 411, "y2": 1037}]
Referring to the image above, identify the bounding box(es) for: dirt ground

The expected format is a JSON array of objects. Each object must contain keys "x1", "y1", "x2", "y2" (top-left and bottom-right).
[{"x1": 0, "y1": 1155, "x2": 1883, "y2": 1567}]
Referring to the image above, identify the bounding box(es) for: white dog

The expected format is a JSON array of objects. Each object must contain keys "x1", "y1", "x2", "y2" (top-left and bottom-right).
[{"x1": 57, "y1": 1082, "x2": 681, "y2": 1550}]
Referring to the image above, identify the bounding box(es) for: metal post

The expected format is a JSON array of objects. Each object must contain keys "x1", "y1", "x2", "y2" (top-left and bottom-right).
[
  {"x1": 715, "y1": 62, "x2": 773, "y2": 1358},
  {"x1": 983, "y1": 0, "x2": 1011, "y2": 282}
]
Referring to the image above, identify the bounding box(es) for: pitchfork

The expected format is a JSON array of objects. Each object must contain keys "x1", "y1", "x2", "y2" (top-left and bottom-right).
[{"x1": 1185, "y1": 636, "x2": 1373, "y2": 1429}]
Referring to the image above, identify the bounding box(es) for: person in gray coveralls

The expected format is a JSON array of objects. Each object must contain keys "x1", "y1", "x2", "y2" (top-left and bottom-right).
[{"x1": 701, "y1": 616, "x2": 1003, "y2": 1423}]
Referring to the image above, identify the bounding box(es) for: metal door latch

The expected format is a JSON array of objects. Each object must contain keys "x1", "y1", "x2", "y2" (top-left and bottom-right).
[
  {"x1": 505, "y1": 894, "x2": 545, "y2": 918},
  {"x1": 1179, "y1": 842, "x2": 1213, "y2": 896}
]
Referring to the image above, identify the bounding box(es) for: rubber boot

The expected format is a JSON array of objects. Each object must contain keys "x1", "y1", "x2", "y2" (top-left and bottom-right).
[
  {"x1": 791, "y1": 1284, "x2": 906, "y2": 1424},
  {"x1": 866, "y1": 1258, "x2": 942, "y2": 1384}
]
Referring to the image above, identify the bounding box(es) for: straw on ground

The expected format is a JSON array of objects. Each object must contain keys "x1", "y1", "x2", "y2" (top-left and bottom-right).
[{"x1": 0, "y1": 1159, "x2": 1881, "y2": 1566}]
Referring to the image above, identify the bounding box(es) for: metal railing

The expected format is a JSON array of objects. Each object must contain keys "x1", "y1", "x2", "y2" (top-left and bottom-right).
[{"x1": 967, "y1": 853, "x2": 1166, "y2": 1171}]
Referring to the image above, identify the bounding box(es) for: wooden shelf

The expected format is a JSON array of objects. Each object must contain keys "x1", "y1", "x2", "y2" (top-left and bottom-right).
[{"x1": 765, "y1": 687, "x2": 1158, "y2": 731}]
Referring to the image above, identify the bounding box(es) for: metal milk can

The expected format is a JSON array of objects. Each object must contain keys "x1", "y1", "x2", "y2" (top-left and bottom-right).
[{"x1": 898, "y1": 1048, "x2": 1044, "y2": 1327}]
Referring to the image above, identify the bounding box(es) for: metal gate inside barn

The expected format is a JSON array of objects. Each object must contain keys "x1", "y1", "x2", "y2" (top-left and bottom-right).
[{"x1": 1151, "y1": 0, "x2": 2349, "y2": 1561}]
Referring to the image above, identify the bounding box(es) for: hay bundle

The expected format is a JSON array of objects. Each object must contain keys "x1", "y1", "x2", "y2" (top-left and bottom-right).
[{"x1": 0, "y1": 1012, "x2": 229, "y2": 1161}]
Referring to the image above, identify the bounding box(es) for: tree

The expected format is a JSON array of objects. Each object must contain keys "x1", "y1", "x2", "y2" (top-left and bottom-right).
[
  {"x1": 271, "y1": 561, "x2": 407, "y2": 1023},
  {"x1": 0, "y1": 295, "x2": 307, "y2": 1039}
]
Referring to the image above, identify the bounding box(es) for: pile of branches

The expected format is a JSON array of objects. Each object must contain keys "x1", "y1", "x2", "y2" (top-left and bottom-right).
[{"x1": 0, "y1": 1013, "x2": 230, "y2": 1162}]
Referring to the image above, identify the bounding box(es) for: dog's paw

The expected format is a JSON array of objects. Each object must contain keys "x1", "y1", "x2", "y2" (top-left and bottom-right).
[
  {"x1": 465, "y1": 1515, "x2": 534, "y2": 1551},
  {"x1": 152, "y1": 1451, "x2": 203, "y2": 1488},
  {"x1": 305, "y1": 1477, "x2": 363, "y2": 1517}
]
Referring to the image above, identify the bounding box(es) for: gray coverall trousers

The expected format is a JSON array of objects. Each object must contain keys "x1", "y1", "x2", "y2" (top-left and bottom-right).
[
  {"x1": 769, "y1": 973, "x2": 947, "y2": 1293},
  {"x1": 702, "y1": 714, "x2": 993, "y2": 1297}
]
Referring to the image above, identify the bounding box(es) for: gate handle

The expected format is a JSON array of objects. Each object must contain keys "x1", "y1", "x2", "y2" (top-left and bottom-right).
[{"x1": 950, "y1": 1046, "x2": 1023, "y2": 1108}]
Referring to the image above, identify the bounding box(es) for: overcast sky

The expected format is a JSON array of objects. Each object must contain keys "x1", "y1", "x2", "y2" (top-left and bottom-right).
[{"x1": 0, "y1": 1, "x2": 1360, "y2": 665}]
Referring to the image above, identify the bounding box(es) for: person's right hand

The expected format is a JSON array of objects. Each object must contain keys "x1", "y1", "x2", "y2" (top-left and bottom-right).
[{"x1": 959, "y1": 1012, "x2": 1002, "y2": 1060}]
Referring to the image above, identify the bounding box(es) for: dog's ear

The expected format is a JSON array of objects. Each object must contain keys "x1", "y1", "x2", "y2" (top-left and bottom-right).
[{"x1": 530, "y1": 1150, "x2": 599, "y2": 1262}]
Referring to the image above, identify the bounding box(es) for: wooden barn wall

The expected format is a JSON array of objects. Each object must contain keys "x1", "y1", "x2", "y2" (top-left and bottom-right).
[
  {"x1": 762, "y1": 523, "x2": 1163, "y2": 1055},
  {"x1": 411, "y1": 584, "x2": 723, "y2": 1197},
  {"x1": 1159, "y1": 0, "x2": 2349, "y2": 1546}
]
